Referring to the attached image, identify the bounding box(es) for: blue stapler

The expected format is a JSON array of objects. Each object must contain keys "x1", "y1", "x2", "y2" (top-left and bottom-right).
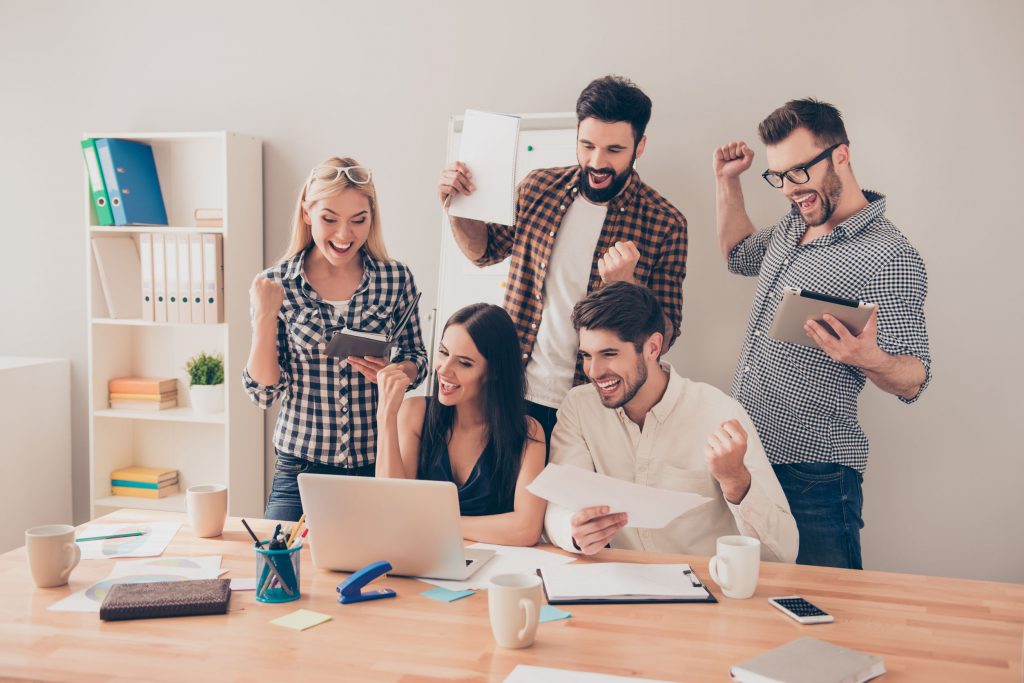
[{"x1": 337, "y1": 561, "x2": 397, "y2": 605}]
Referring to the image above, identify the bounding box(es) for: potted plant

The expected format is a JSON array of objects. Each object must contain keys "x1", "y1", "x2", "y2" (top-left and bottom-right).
[{"x1": 185, "y1": 352, "x2": 225, "y2": 414}]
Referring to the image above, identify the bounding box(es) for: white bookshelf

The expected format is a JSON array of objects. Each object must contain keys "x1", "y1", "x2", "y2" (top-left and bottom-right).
[{"x1": 84, "y1": 131, "x2": 264, "y2": 519}]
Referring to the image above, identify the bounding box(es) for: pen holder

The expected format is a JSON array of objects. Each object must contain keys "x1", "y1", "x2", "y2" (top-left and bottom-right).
[{"x1": 255, "y1": 542, "x2": 301, "y2": 603}]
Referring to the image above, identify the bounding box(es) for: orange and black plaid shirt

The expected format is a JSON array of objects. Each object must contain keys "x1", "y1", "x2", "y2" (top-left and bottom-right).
[{"x1": 476, "y1": 165, "x2": 688, "y2": 386}]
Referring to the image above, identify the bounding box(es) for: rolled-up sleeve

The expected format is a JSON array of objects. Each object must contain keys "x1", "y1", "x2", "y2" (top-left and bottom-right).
[
  {"x1": 390, "y1": 268, "x2": 429, "y2": 389},
  {"x1": 727, "y1": 226, "x2": 775, "y2": 277},
  {"x1": 725, "y1": 403, "x2": 799, "y2": 563},
  {"x1": 473, "y1": 171, "x2": 540, "y2": 267},
  {"x1": 241, "y1": 315, "x2": 290, "y2": 409},
  {"x1": 860, "y1": 247, "x2": 932, "y2": 404}
]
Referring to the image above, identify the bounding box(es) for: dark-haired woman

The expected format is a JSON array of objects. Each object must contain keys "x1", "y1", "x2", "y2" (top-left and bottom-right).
[{"x1": 375, "y1": 304, "x2": 547, "y2": 546}]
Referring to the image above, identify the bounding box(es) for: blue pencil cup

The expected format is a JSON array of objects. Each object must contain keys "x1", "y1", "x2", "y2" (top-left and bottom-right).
[{"x1": 255, "y1": 542, "x2": 301, "y2": 603}]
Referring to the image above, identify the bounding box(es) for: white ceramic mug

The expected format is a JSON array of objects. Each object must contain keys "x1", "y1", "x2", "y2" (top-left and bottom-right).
[
  {"x1": 488, "y1": 573, "x2": 543, "y2": 649},
  {"x1": 186, "y1": 484, "x2": 228, "y2": 538},
  {"x1": 708, "y1": 535, "x2": 761, "y2": 599},
  {"x1": 25, "y1": 525, "x2": 81, "y2": 588}
]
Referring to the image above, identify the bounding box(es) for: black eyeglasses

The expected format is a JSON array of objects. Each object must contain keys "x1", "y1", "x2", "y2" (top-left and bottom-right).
[{"x1": 761, "y1": 144, "x2": 841, "y2": 189}]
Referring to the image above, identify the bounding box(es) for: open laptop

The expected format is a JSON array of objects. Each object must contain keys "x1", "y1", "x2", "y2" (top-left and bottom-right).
[{"x1": 296, "y1": 473, "x2": 496, "y2": 580}]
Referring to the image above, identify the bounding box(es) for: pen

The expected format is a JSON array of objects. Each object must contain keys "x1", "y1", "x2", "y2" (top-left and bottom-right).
[
  {"x1": 75, "y1": 531, "x2": 144, "y2": 542},
  {"x1": 240, "y1": 518, "x2": 264, "y2": 547}
]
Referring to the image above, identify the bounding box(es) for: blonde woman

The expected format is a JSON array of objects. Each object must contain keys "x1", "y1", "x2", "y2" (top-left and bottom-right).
[{"x1": 243, "y1": 157, "x2": 428, "y2": 521}]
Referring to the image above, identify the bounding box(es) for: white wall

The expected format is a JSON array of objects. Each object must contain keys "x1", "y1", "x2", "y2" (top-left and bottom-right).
[{"x1": 1, "y1": 0, "x2": 1021, "y2": 582}]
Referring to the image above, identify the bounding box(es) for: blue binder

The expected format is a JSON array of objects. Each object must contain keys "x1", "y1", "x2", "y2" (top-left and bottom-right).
[{"x1": 95, "y1": 139, "x2": 169, "y2": 226}]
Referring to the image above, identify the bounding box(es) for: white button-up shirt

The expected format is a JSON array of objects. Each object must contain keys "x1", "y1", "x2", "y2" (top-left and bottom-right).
[{"x1": 544, "y1": 363, "x2": 799, "y2": 562}]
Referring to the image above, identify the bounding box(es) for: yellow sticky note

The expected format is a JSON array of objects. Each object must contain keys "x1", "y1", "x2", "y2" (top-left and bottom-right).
[{"x1": 270, "y1": 609, "x2": 332, "y2": 631}]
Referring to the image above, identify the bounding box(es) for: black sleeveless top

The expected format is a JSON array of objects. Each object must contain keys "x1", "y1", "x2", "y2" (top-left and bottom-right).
[{"x1": 418, "y1": 415, "x2": 513, "y2": 517}]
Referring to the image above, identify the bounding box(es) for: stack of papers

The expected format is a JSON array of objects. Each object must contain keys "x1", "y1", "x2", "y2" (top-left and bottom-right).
[{"x1": 539, "y1": 563, "x2": 710, "y2": 602}]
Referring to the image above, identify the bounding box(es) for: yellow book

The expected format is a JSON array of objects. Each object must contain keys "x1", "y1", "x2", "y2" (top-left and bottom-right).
[
  {"x1": 109, "y1": 392, "x2": 177, "y2": 401},
  {"x1": 111, "y1": 484, "x2": 180, "y2": 499},
  {"x1": 110, "y1": 466, "x2": 178, "y2": 485}
]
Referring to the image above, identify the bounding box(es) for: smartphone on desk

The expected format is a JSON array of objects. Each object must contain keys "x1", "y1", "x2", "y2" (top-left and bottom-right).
[{"x1": 769, "y1": 596, "x2": 834, "y2": 624}]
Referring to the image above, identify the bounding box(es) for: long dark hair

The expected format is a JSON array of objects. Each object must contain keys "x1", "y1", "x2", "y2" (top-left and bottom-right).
[{"x1": 420, "y1": 304, "x2": 529, "y2": 511}]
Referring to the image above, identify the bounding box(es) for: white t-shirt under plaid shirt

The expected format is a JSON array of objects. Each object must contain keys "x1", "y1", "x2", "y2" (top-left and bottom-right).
[
  {"x1": 242, "y1": 249, "x2": 428, "y2": 467},
  {"x1": 728, "y1": 191, "x2": 932, "y2": 474}
]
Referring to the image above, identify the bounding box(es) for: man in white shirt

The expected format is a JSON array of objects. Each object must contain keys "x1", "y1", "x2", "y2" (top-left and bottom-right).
[{"x1": 544, "y1": 283, "x2": 798, "y2": 562}]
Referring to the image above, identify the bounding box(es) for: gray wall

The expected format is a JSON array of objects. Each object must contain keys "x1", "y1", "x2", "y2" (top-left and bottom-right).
[{"x1": 2, "y1": 0, "x2": 1021, "y2": 582}]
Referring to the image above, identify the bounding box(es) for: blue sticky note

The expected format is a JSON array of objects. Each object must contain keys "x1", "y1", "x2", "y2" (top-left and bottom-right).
[
  {"x1": 421, "y1": 587, "x2": 475, "y2": 603},
  {"x1": 540, "y1": 605, "x2": 572, "y2": 623}
]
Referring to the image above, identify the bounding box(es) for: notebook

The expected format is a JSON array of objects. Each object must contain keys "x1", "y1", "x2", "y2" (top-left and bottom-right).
[
  {"x1": 99, "y1": 579, "x2": 231, "y2": 621},
  {"x1": 730, "y1": 637, "x2": 886, "y2": 683},
  {"x1": 537, "y1": 563, "x2": 715, "y2": 605},
  {"x1": 324, "y1": 292, "x2": 421, "y2": 360}
]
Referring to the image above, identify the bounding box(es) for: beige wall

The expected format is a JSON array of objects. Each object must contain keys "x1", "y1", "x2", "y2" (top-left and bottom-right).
[{"x1": 1, "y1": 0, "x2": 1021, "y2": 582}]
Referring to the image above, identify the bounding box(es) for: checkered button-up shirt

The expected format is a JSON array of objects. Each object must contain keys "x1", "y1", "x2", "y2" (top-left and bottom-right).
[
  {"x1": 476, "y1": 165, "x2": 688, "y2": 385},
  {"x1": 728, "y1": 191, "x2": 932, "y2": 474},
  {"x1": 242, "y1": 249, "x2": 428, "y2": 467}
]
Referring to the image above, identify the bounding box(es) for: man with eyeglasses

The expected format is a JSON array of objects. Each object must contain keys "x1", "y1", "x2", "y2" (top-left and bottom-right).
[{"x1": 712, "y1": 98, "x2": 932, "y2": 569}]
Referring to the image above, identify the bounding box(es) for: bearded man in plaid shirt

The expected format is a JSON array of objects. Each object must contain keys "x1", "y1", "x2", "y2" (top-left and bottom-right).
[{"x1": 437, "y1": 75, "x2": 688, "y2": 450}]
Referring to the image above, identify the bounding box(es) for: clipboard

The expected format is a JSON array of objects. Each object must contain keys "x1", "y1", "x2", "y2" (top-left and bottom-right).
[
  {"x1": 768, "y1": 287, "x2": 877, "y2": 348},
  {"x1": 536, "y1": 564, "x2": 717, "y2": 605},
  {"x1": 324, "y1": 292, "x2": 422, "y2": 360}
]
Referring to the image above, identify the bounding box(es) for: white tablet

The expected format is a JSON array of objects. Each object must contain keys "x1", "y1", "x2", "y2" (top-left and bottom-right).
[{"x1": 768, "y1": 287, "x2": 877, "y2": 348}]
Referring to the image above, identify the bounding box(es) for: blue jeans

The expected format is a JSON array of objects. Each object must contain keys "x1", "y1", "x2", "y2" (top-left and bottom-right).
[
  {"x1": 772, "y1": 463, "x2": 865, "y2": 569},
  {"x1": 265, "y1": 451, "x2": 376, "y2": 522}
]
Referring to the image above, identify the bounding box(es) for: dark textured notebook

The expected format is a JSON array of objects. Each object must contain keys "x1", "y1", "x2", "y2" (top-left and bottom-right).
[{"x1": 99, "y1": 579, "x2": 231, "y2": 621}]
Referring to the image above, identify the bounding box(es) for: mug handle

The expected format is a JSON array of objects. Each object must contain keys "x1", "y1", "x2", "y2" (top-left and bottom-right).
[
  {"x1": 517, "y1": 597, "x2": 538, "y2": 643},
  {"x1": 60, "y1": 542, "x2": 81, "y2": 582},
  {"x1": 708, "y1": 555, "x2": 731, "y2": 591}
]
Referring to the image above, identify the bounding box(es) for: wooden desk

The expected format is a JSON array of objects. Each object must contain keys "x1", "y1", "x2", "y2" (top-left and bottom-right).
[{"x1": 1, "y1": 510, "x2": 1021, "y2": 682}]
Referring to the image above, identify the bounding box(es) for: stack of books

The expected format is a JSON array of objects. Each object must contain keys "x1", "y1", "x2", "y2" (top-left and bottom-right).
[
  {"x1": 111, "y1": 466, "x2": 180, "y2": 499},
  {"x1": 108, "y1": 376, "x2": 177, "y2": 411}
]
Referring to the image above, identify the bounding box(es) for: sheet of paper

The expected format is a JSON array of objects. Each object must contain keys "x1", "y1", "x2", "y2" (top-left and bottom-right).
[
  {"x1": 527, "y1": 464, "x2": 712, "y2": 529},
  {"x1": 540, "y1": 563, "x2": 707, "y2": 600},
  {"x1": 504, "y1": 666, "x2": 676, "y2": 683},
  {"x1": 229, "y1": 578, "x2": 257, "y2": 591},
  {"x1": 76, "y1": 521, "x2": 181, "y2": 560},
  {"x1": 417, "y1": 543, "x2": 577, "y2": 591},
  {"x1": 48, "y1": 566, "x2": 224, "y2": 613},
  {"x1": 111, "y1": 555, "x2": 222, "y2": 575},
  {"x1": 421, "y1": 587, "x2": 475, "y2": 603},
  {"x1": 448, "y1": 109, "x2": 520, "y2": 225},
  {"x1": 271, "y1": 609, "x2": 332, "y2": 631}
]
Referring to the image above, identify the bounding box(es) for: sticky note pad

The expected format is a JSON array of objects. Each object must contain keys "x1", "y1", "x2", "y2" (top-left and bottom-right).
[
  {"x1": 421, "y1": 587, "x2": 475, "y2": 603},
  {"x1": 539, "y1": 605, "x2": 572, "y2": 623},
  {"x1": 271, "y1": 609, "x2": 332, "y2": 631}
]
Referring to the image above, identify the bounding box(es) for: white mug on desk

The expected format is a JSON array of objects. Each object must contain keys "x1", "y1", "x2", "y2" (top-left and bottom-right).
[
  {"x1": 187, "y1": 484, "x2": 228, "y2": 538},
  {"x1": 709, "y1": 535, "x2": 761, "y2": 599},
  {"x1": 488, "y1": 573, "x2": 543, "y2": 649},
  {"x1": 25, "y1": 524, "x2": 81, "y2": 588}
]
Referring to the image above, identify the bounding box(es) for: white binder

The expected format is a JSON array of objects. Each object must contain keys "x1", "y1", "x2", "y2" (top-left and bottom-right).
[
  {"x1": 152, "y1": 233, "x2": 167, "y2": 323},
  {"x1": 189, "y1": 233, "x2": 205, "y2": 324},
  {"x1": 177, "y1": 234, "x2": 192, "y2": 323},
  {"x1": 202, "y1": 233, "x2": 224, "y2": 323},
  {"x1": 164, "y1": 232, "x2": 178, "y2": 322},
  {"x1": 90, "y1": 236, "x2": 142, "y2": 320},
  {"x1": 139, "y1": 233, "x2": 155, "y2": 321}
]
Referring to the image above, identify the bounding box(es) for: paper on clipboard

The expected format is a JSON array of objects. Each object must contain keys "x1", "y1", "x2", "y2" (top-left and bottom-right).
[
  {"x1": 527, "y1": 464, "x2": 712, "y2": 529},
  {"x1": 448, "y1": 109, "x2": 520, "y2": 226}
]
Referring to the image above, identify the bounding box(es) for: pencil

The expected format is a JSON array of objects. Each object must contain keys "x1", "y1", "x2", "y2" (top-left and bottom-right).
[{"x1": 75, "y1": 531, "x2": 144, "y2": 543}]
